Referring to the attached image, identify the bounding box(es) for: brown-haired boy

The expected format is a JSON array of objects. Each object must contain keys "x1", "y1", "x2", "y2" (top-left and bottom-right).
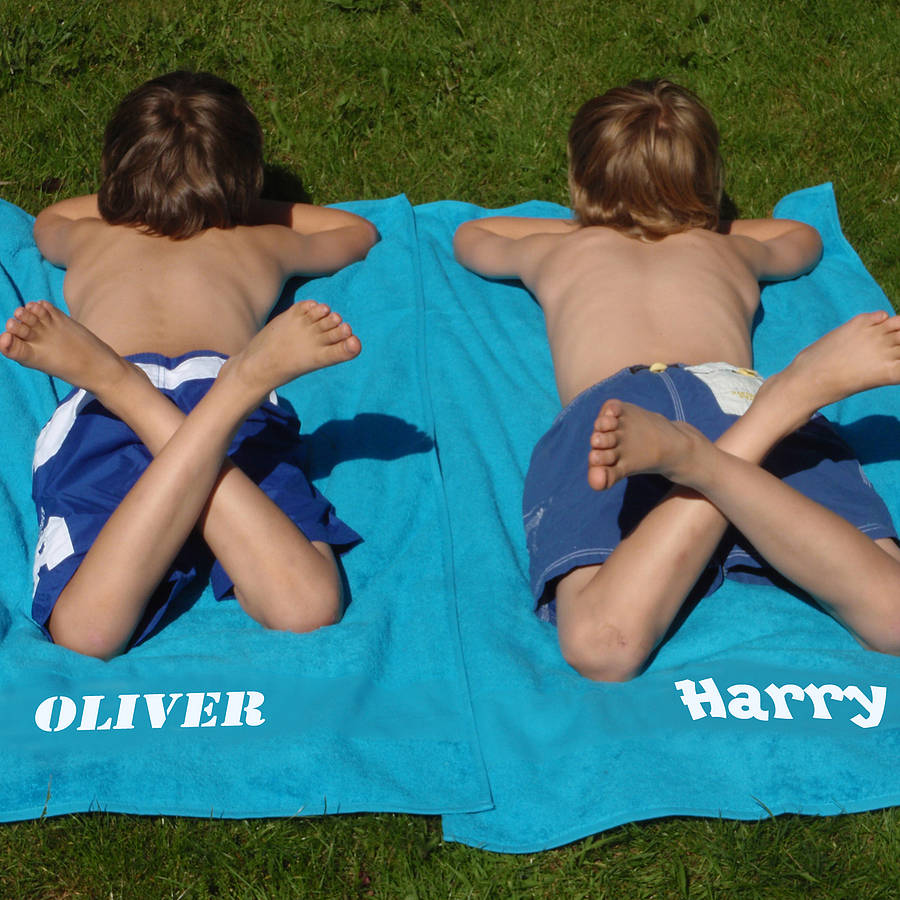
[
  {"x1": 0, "y1": 71, "x2": 377, "y2": 659},
  {"x1": 454, "y1": 78, "x2": 900, "y2": 682}
]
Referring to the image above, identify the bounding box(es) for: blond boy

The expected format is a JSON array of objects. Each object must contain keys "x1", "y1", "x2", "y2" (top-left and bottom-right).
[{"x1": 454, "y1": 79, "x2": 900, "y2": 681}]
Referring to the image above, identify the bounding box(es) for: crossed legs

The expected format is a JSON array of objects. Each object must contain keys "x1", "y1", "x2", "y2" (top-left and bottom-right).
[
  {"x1": 556, "y1": 311, "x2": 900, "y2": 682},
  {"x1": 1, "y1": 300, "x2": 360, "y2": 658}
]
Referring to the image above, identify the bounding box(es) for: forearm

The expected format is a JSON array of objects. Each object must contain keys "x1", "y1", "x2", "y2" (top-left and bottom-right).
[
  {"x1": 33, "y1": 195, "x2": 102, "y2": 265},
  {"x1": 767, "y1": 224, "x2": 823, "y2": 277},
  {"x1": 729, "y1": 218, "x2": 823, "y2": 280},
  {"x1": 452, "y1": 224, "x2": 515, "y2": 276},
  {"x1": 454, "y1": 216, "x2": 572, "y2": 279}
]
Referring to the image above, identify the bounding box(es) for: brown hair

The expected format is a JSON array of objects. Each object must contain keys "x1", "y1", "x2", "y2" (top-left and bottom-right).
[
  {"x1": 97, "y1": 71, "x2": 264, "y2": 239},
  {"x1": 567, "y1": 79, "x2": 723, "y2": 240}
]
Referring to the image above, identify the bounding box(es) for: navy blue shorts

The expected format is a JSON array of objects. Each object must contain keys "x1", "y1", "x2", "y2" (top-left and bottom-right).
[
  {"x1": 31, "y1": 351, "x2": 361, "y2": 645},
  {"x1": 523, "y1": 363, "x2": 896, "y2": 625}
]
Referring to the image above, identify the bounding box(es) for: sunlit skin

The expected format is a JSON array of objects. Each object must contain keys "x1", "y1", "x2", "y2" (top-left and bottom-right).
[
  {"x1": 455, "y1": 209, "x2": 900, "y2": 682},
  {"x1": 1, "y1": 192, "x2": 376, "y2": 659}
]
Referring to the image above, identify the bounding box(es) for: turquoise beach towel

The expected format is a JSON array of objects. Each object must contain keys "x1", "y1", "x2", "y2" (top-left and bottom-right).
[
  {"x1": 0, "y1": 195, "x2": 491, "y2": 822},
  {"x1": 1, "y1": 185, "x2": 899, "y2": 854},
  {"x1": 430, "y1": 184, "x2": 900, "y2": 852}
]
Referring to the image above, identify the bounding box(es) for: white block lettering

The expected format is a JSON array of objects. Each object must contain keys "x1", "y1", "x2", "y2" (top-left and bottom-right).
[
  {"x1": 726, "y1": 684, "x2": 769, "y2": 720},
  {"x1": 143, "y1": 693, "x2": 184, "y2": 729},
  {"x1": 803, "y1": 683, "x2": 844, "y2": 720},
  {"x1": 764, "y1": 683, "x2": 806, "y2": 720},
  {"x1": 845, "y1": 685, "x2": 887, "y2": 729},
  {"x1": 674, "y1": 678, "x2": 727, "y2": 720},
  {"x1": 181, "y1": 692, "x2": 221, "y2": 728},
  {"x1": 77, "y1": 695, "x2": 113, "y2": 731},
  {"x1": 222, "y1": 690, "x2": 266, "y2": 727},
  {"x1": 34, "y1": 695, "x2": 77, "y2": 732}
]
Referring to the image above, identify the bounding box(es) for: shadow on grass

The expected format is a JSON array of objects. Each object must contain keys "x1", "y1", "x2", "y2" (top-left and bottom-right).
[{"x1": 262, "y1": 164, "x2": 311, "y2": 204}]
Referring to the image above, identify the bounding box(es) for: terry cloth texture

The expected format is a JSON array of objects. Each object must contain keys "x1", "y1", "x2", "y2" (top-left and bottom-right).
[
  {"x1": 419, "y1": 184, "x2": 900, "y2": 852},
  {"x1": 2, "y1": 185, "x2": 900, "y2": 853},
  {"x1": 0, "y1": 195, "x2": 490, "y2": 822},
  {"x1": 522, "y1": 363, "x2": 896, "y2": 623},
  {"x1": 31, "y1": 350, "x2": 361, "y2": 645}
]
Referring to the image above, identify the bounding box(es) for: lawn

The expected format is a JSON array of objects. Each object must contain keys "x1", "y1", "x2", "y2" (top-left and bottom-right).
[{"x1": 1, "y1": 0, "x2": 899, "y2": 896}]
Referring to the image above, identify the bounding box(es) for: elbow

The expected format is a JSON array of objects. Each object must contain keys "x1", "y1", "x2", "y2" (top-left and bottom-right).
[
  {"x1": 810, "y1": 229, "x2": 824, "y2": 269},
  {"x1": 797, "y1": 223, "x2": 823, "y2": 272},
  {"x1": 795, "y1": 223, "x2": 824, "y2": 275},
  {"x1": 452, "y1": 223, "x2": 475, "y2": 264},
  {"x1": 32, "y1": 209, "x2": 57, "y2": 243},
  {"x1": 361, "y1": 219, "x2": 379, "y2": 252},
  {"x1": 349, "y1": 220, "x2": 379, "y2": 262}
]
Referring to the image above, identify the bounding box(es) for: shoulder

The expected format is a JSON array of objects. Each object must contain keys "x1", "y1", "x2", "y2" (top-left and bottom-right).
[
  {"x1": 216, "y1": 222, "x2": 301, "y2": 256},
  {"x1": 720, "y1": 219, "x2": 822, "y2": 282}
]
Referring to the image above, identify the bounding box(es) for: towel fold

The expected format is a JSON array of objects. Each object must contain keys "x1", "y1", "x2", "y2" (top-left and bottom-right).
[
  {"x1": 433, "y1": 184, "x2": 900, "y2": 852},
  {"x1": 2, "y1": 186, "x2": 899, "y2": 854},
  {"x1": 0, "y1": 195, "x2": 491, "y2": 822}
]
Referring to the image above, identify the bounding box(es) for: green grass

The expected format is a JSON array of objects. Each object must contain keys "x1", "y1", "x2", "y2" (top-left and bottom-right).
[
  {"x1": 2, "y1": 0, "x2": 900, "y2": 896},
  {"x1": 1, "y1": 0, "x2": 898, "y2": 299},
  {"x1": 3, "y1": 808, "x2": 900, "y2": 898}
]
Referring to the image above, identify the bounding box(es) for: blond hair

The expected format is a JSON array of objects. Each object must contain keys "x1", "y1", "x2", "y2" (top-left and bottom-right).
[{"x1": 567, "y1": 79, "x2": 723, "y2": 240}]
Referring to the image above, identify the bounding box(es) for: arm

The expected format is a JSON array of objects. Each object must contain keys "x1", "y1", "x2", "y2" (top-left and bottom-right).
[
  {"x1": 32, "y1": 195, "x2": 102, "y2": 267},
  {"x1": 249, "y1": 200, "x2": 378, "y2": 274},
  {"x1": 453, "y1": 216, "x2": 577, "y2": 280},
  {"x1": 726, "y1": 218, "x2": 823, "y2": 282}
]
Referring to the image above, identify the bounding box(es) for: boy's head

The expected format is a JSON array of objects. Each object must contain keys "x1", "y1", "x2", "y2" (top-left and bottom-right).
[
  {"x1": 567, "y1": 79, "x2": 723, "y2": 240},
  {"x1": 98, "y1": 71, "x2": 264, "y2": 240}
]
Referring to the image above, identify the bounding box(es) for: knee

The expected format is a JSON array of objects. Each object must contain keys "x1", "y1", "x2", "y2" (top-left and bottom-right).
[
  {"x1": 252, "y1": 574, "x2": 343, "y2": 635},
  {"x1": 863, "y1": 621, "x2": 900, "y2": 657},
  {"x1": 558, "y1": 619, "x2": 649, "y2": 683},
  {"x1": 266, "y1": 596, "x2": 342, "y2": 634},
  {"x1": 48, "y1": 618, "x2": 125, "y2": 661}
]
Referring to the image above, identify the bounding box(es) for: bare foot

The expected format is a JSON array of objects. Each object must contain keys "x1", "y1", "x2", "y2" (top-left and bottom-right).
[
  {"x1": 587, "y1": 399, "x2": 706, "y2": 491},
  {"x1": 753, "y1": 311, "x2": 900, "y2": 434},
  {"x1": 222, "y1": 300, "x2": 360, "y2": 402},
  {"x1": 0, "y1": 300, "x2": 135, "y2": 395}
]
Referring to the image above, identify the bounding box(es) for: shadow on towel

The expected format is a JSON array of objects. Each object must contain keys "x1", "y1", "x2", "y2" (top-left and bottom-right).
[
  {"x1": 832, "y1": 415, "x2": 900, "y2": 466},
  {"x1": 302, "y1": 412, "x2": 434, "y2": 480}
]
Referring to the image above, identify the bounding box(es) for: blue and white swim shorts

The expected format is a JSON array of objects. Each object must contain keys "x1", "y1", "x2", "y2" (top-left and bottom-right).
[
  {"x1": 31, "y1": 350, "x2": 361, "y2": 645},
  {"x1": 523, "y1": 362, "x2": 897, "y2": 625}
]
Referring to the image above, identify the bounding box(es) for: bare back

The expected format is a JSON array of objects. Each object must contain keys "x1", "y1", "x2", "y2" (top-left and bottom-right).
[
  {"x1": 527, "y1": 227, "x2": 759, "y2": 404},
  {"x1": 56, "y1": 220, "x2": 295, "y2": 357},
  {"x1": 454, "y1": 215, "x2": 822, "y2": 408}
]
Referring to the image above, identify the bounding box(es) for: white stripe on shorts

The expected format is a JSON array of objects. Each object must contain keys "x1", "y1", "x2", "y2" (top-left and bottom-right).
[{"x1": 32, "y1": 355, "x2": 231, "y2": 474}]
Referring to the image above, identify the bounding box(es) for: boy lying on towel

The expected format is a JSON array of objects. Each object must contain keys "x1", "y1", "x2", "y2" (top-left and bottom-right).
[
  {"x1": 454, "y1": 79, "x2": 900, "y2": 682},
  {"x1": 0, "y1": 71, "x2": 376, "y2": 659}
]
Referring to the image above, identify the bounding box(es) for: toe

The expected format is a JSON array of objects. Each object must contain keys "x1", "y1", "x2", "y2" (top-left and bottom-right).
[
  {"x1": 319, "y1": 311, "x2": 344, "y2": 331},
  {"x1": 587, "y1": 464, "x2": 615, "y2": 491},
  {"x1": 339, "y1": 335, "x2": 361, "y2": 360},
  {"x1": 14, "y1": 306, "x2": 38, "y2": 327},
  {"x1": 589, "y1": 447, "x2": 618, "y2": 467},
  {"x1": 590, "y1": 429, "x2": 617, "y2": 450},
  {"x1": 6, "y1": 318, "x2": 31, "y2": 339}
]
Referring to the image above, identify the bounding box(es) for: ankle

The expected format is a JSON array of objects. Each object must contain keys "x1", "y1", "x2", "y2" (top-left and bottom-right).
[
  {"x1": 92, "y1": 359, "x2": 152, "y2": 414},
  {"x1": 206, "y1": 355, "x2": 270, "y2": 419},
  {"x1": 657, "y1": 421, "x2": 708, "y2": 485}
]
